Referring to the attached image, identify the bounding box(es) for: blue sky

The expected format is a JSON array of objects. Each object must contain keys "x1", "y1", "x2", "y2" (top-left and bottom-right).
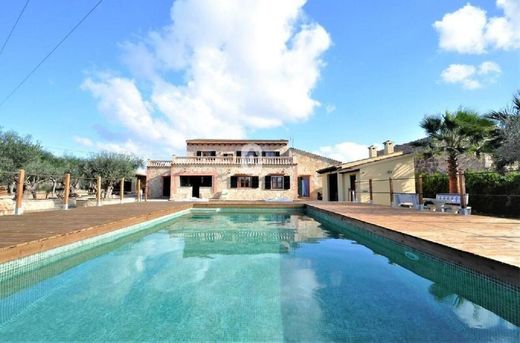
[{"x1": 0, "y1": 0, "x2": 518, "y2": 161}]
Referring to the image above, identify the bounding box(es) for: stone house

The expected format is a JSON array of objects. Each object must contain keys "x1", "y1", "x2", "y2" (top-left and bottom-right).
[
  {"x1": 318, "y1": 140, "x2": 416, "y2": 206},
  {"x1": 146, "y1": 139, "x2": 339, "y2": 201}
]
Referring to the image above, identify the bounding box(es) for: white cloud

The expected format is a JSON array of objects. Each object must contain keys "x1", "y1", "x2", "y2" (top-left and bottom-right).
[
  {"x1": 434, "y1": 0, "x2": 520, "y2": 54},
  {"x1": 82, "y1": 0, "x2": 331, "y2": 156},
  {"x1": 74, "y1": 135, "x2": 144, "y2": 156},
  {"x1": 325, "y1": 104, "x2": 336, "y2": 114},
  {"x1": 314, "y1": 141, "x2": 372, "y2": 162},
  {"x1": 73, "y1": 136, "x2": 93, "y2": 147},
  {"x1": 440, "y1": 61, "x2": 501, "y2": 89}
]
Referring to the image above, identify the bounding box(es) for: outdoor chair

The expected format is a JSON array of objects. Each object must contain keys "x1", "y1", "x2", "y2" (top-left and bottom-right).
[{"x1": 392, "y1": 193, "x2": 420, "y2": 209}]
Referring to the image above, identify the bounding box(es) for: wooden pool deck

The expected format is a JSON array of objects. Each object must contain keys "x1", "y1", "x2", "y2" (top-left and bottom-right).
[{"x1": 0, "y1": 201, "x2": 518, "y2": 283}]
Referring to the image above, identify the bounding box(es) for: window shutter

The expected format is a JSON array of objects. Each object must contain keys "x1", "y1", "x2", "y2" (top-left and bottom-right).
[
  {"x1": 196, "y1": 151, "x2": 202, "y2": 156},
  {"x1": 284, "y1": 176, "x2": 290, "y2": 189},
  {"x1": 236, "y1": 151, "x2": 242, "y2": 157},
  {"x1": 230, "y1": 176, "x2": 237, "y2": 188},
  {"x1": 261, "y1": 151, "x2": 266, "y2": 157},
  {"x1": 252, "y1": 176, "x2": 259, "y2": 188},
  {"x1": 264, "y1": 175, "x2": 271, "y2": 189}
]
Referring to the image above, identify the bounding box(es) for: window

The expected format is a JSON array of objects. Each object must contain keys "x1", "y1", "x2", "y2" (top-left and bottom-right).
[
  {"x1": 262, "y1": 151, "x2": 280, "y2": 157},
  {"x1": 238, "y1": 176, "x2": 251, "y2": 188},
  {"x1": 271, "y1": 176, "x2": 284, "y2": 190},
  {"x1": 230, "y1": 176, "x2": 259, "y2": 188},
  {"x1": 196, "y1": 151, "x2": 216, "y2": 157},
  {"x1": 180, "y1": 176, "x2": 212, "y2": 187},
  {"x1": 264, "y1": 175, "x2": 290, "y2": 190}
]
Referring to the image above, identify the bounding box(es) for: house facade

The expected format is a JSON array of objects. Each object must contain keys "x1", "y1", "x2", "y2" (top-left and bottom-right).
[
  {"x1": 318, "y1": 140, "x2": 416, "y2": 205},
  {"x1": 146, "y1": 139, "x2": 338, "y2": 201}
]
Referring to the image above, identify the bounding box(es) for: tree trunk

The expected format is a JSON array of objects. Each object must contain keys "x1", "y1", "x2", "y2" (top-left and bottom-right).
[
  {"x1": 8, "y1": 181, "x2": 15, "y2": 195},
  {"x1": 50, "y1": 179, "x2": 58, "y2": 198},
  {"x1": 105, "y1": 185, "x2": 114, "y2": 198},
  {"x1": 447, "y1": 153, "x2": 459, "y2": 193}
]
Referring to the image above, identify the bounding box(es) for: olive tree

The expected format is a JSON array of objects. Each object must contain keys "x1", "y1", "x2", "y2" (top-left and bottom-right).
[{"x1": 84, "y1": 152, "x2": 143, "y2": 198}]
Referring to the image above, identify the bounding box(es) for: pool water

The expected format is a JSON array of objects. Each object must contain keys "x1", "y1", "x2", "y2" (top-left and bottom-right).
[{"x1": 0, "y1": 209, "x2": 519, "y2": 341}]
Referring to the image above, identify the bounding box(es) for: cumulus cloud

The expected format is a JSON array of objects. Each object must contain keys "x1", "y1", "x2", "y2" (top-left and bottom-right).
[
  {"x1": 75, "y1": 135, "x2": 143, "y2": 155},
  {"x1": 314, "y1": 141, "x2": 372, "y2": 163},
  {"x1": 440, "y1": 61, "x2": 501, "y2": 89},
  {"x1": 434, "y1": 0, "x2": 520, "y2": 54},
  {"x1": 73, "y1": 136, "x2": 93, "y2": 147},
  {"x1": 82, "y1": 0, "x2": 331, "y2": 156}
]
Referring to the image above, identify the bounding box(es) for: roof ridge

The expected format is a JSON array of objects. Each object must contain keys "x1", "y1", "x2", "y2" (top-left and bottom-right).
[{"x1": 289, "y1": 147, "x2": 342, "y2": 164}]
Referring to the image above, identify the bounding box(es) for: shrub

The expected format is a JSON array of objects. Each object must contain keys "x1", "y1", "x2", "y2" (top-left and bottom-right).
[{"x1": 422, "y1": 172, "x2": 520, "y2": 218}]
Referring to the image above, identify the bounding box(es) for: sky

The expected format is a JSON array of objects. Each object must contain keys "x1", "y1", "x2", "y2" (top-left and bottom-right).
[{"x1": 0, "y1": 0, "x2": 519, "y2": 162}]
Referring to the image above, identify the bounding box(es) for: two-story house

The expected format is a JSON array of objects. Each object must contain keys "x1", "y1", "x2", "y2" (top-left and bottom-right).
[{"x1": 146, "y1": 139, "x2": 339, "y2": 201}]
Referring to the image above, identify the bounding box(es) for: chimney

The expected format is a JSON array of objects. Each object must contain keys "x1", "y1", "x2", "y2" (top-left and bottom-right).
[
  {"x1": 368, "y1": 145, "x2": 377, "y2": 158},
  {"x1": 383, "y1": 140, "x2": 394, "y2": 155}
]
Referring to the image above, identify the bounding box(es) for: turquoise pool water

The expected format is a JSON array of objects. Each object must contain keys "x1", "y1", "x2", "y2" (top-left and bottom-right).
[{"x1": 0, "y1": 208, "x2": 519, "y2": 341}]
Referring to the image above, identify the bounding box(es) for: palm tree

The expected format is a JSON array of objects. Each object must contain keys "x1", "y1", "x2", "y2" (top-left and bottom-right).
[
  {"x1": 486, "y1": 91, "x2": 520, "y2": 170},
  {"x1": 419, "y1": 109, "x2": 495, "y2": 193}
]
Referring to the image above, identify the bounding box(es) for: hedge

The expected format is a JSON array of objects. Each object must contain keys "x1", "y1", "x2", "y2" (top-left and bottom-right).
[{"x1": 422, "y1": 172, "x2": 520, "y2": 218}]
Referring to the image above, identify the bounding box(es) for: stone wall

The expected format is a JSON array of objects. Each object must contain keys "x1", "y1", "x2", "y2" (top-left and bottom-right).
[
  {"x1": 170, "y1": 164, "x2": 297, "y2": 201},
  {"x1": 289, "y1": 149, "x2": 337, "y2": 200},
  {"x1": 0, "y1": 196, "x2": 14, "y2": 215},
  {"x1": 146, "y1": 166, "x2": 171, "y2": 199},
  {"x1": 391, "y1": 141, "x2": 493, "y2": 174}
]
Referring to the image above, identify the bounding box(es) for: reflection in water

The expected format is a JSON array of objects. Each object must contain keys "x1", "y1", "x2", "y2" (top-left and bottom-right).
[
  {"x1": 429, "y1": 283, "x2": 514, "y2": 330},
  {"x1": 0, "y1": 209, "x2": 518, "y2": 342}
]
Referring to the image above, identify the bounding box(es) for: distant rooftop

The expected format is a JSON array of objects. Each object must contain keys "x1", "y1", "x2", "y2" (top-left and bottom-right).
[
  {"x1": 317, "y1": 151, "x2": 409, "y2": 174},
  {"x1": 186, "y1": 139, "x2": 289, "y2": 145}
]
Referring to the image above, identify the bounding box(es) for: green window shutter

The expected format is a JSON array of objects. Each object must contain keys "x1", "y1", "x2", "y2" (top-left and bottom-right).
[
  {"x1": 264, "y1": 175, "x2": 271, "y2": 189},
  {"x1": 230, "y1": 176, "x2": 237, "y2": 188},
  {"x1": 284, "y1": 176, "x2": 290, "y2": 189},
  {"x1": 252, "y1": 176, "x2": 259, "y2": 188}
]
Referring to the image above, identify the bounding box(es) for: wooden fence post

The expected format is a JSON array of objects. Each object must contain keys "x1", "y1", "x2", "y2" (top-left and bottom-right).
[
  {"x1": 369, "y1": 179, "x2": 373, "y2": 204},
  {"x1": 63, "y1": 173, "x2": 70, "y2": 210},
  {"x1": 96, "y1": 176, "x2": 101, "y2": 206},
  {"x1": 136, "y1": 178, "x2": 141, "y2": 202},
  {"x1": 120, "y1": 178, "x2": 125, "y2": 203},
  {"x1": 388, "y1": 177, "x2": 394, "y2": 206},
  {"x1": 15, "y1": 169, "x2": 25, "y2": 215},
  {"x1": 458, "y1": 172, "x2": 468, "y2": 214},
  {"x1": 417, "y1": 175, "x2": 424, "y2": 210}
]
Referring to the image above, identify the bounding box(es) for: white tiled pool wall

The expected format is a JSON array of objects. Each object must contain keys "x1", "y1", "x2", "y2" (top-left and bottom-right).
[{"x1": 0, "y1": 209, "x2": 192, "y2": 281}]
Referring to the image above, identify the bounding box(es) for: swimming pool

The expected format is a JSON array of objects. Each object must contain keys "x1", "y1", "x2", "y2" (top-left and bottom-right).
[{"x1": 0, "y1": 208, "x2": 518, "y2": 341}]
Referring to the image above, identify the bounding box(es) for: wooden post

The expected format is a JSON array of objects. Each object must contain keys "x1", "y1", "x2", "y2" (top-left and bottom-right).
[
  {"x1": 458, "y1": 171, "x2": 468, "y2": 214},
  {"x1": 63, "y1": 173, "x2": 71, "y2": 210},
  {"x1": 15, "y1": 169, "x2": 25, "y2": 215},
  {"x1": 389, "y1": 177, "x2": 394, "y2": 206},
  {"x1": 136, "y1": 178, "x2": 141, "y2": 202},
  {"x1": 417, "y1": 175, "x2": 424, "y2": 210},
  {"x1": 120, "y1": 178, "x2": 125, "y2": 203},
  {"x1": 144, "y1": 180, "x2": 148, "y2": 202},
  {"x1": 96, "y1": 176, "x2": 101, "y2": 206},
  {"x1": 369, "y1": 179, "x2": 373, "y2": 204}
]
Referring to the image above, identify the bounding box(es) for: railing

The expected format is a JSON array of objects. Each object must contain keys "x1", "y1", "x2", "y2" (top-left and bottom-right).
[
  {"x1": 171, "y1": 156, "x2": 294, "y2": 165},
  {"x1": 147, "y1": 160, "x2": 172, "y2": 167}
]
